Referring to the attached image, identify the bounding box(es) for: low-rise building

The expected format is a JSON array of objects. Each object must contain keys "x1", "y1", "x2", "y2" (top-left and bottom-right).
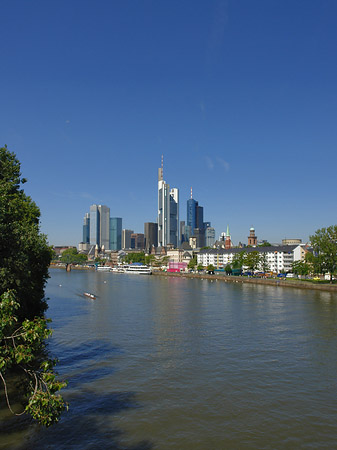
[{"x1": 197, "y1": 245, "x2": 304, "y2": 273}]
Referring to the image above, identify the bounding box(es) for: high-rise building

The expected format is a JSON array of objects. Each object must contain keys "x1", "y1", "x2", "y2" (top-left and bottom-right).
[
  {"x1": 131, "y1": 233, "x2": 145, "y2": 250},
  {"x1": 83, "y1": 213, "x2": 90, "y2": 244},
  {"x1": 180, "y1": 220, "x2": 187, "y2": 244},
  {"x1": 122, "y1": 229, "x2": 134, "y2": 249},
  {"x1": 205, "y1": 227, "x2": 216, "y2": 247},
  {"x1": 169, "y1": 188, "x2": 179, "y2": 248},
  {"x1": 89, "y1": 204, "x2": 110, "y2": 249},
  {"x1": 110, "y1": 218, "x2": 122, "y2": 250},
  {"x1": 144, "y1": 222, "x2": 158, "y2": 251},
  {"x1": 157, "y1": 156, "x2": 179, "y2": 247},
  {"x1": 89, "y1": 204, "x2": 100, "y2": 246}
]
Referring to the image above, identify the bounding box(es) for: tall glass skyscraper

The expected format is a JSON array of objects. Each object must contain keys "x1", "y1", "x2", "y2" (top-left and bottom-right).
[
  {"x1": 157, "y1": 157, "x2": 179, "y2": 247},
  {"x1": 109, "y1": 217, "x2": 122, "y2": 250},
  {"x1": 83, "y1": 213, "x2": 90, "y2": 244},
  {"x1": 89, "y1": 204, "x2": 110, "y2": 249}
]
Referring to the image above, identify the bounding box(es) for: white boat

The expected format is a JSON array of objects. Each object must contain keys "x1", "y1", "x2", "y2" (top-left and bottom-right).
[
  {"x1": 124, "y1": 263, "x2": 152, "y2": 275},
  {"x1": 96, "y1": 265, "x2": 111, "y2": 272},
  {"x1": 84, "y1": 292, "x2": 96, "y2": 299}
]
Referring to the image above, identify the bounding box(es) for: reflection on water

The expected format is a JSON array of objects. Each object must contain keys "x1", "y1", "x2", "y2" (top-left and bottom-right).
[{"x1": 1, "y1": 269, "x2": 337, "y2": 449}]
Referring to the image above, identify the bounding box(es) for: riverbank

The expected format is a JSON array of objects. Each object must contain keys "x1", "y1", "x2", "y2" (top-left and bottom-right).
[{"x1": 152, "y1": 271, "x2": 337, "y2": 292}]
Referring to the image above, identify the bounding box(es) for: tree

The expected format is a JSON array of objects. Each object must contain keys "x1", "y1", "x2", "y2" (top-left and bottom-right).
[
  {"x1": 292, "y1": 260, "x2": 310, "y2": 276},
  {"x1": 0, "y1": 146, "x2": 67, "y2": 426},
  {"x1": 123, "y1": 252, "x2": 145, "y2": 264},
  {"x1": 224, "y1": 264, "x2": 232, "y2": 275},
  {"x1": 310, "y1": 226, "x2": 337, "y2": 281},
  {"x1": 188, "y1": 256, "x2": 197, "y2": 269},
  {"x1": 259, "y1": 253, "x2": 270, "y2": 273},
  {"x1": 207, "y1": 264, "x2": 215, "y2": 273},
  {"x1": 244, "y1": 251, "x2": 261, "y2": 272},
  {"x1": 197, "y1": 264, "x2": 204, "y2": 272},
  {"x1": 60, "y1": 248, "x2": 87, "y2": 264},
  {"x1": 232, "y1": 251, "x2": 246, "y2": 269}
]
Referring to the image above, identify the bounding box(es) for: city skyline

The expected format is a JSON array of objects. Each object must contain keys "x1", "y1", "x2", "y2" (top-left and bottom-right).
[{"x1": 1, "y1": 1, "x2": 337, "y2": 246}]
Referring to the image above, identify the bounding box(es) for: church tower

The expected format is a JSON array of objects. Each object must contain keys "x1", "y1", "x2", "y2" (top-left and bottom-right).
[
  {"x1": 225, "y1": 224, "x2": 232, "y2": 249},
  {"x1": 248, "y1": 227, "x2": 257, "y2": 247}
]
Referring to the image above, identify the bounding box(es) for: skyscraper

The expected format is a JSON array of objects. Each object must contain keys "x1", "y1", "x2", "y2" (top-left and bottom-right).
[
  {"x1": 109, "y1": 218, "x2": 122, "y2": 250},
  {"x1": 157, "y1": 156, "x2": 179, "y2": 247},
  {"x1": 83, "y1": 213, "x2": 90, "y2": 244},
  {"x1": 89, "y1": 204, "x2": 110, "y2": 249},
  {"x1": 144, "y1": 222, "x2": 158, "y2": 251},
  {"x1": 122, "y1": 229, "x2": 134, "y2": 249}
]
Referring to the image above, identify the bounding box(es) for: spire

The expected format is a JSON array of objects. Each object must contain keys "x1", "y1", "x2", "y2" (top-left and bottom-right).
[
  {"x1": 226, "y1": 224, "x2": 230, "y2": 237},
  {"x1": 191, "y1": 187, "x2": 193, "y2": 199},
  {"x1": 158, "y1": 155, "x2": 164, "y2": 181}
]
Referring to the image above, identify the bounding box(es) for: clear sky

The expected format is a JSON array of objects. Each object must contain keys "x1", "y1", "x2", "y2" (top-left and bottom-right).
[{"x1": 1, "y1": 0, "x2": 337, "y2": 246}]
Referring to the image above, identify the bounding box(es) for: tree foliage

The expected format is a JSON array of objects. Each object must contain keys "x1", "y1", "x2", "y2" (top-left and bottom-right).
[
  {"x1": 123, "y1": 252, "x2": 145, "y2": 264},
  {"x1": 232, "y1": 251, "x2": 246, "y2": 269},
  {"x1": 244, "y1": 251, "x2": 261, "y2": 272},
  {"x1": 310, "y1": 226, "x2": 337, "y2": 280},
  {"x1": 0, "y1": 146, "x2": 67, "y2": 426},
  {"x1": 188, "y1": 256, "x2": 197, "y2": 269},
  {"x1": 60, "y1": 248, "x2": 87, "y2": 264}
]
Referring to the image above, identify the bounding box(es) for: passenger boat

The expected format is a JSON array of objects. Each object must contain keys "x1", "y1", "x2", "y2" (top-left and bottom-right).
[
  {"x1": 124, "y1": 263, "x2": 152, "y2": 275},
  {"x1": 96, "y1": 265, "x2": 111, "y2": 272},
  {"x1": 84, "y1": 292, "x2": 96, "y2": 299}
]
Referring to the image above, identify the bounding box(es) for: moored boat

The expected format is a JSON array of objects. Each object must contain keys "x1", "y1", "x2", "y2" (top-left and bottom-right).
[
  {"x1": 124, "y1": 263, "x2": 152, "y2": 275},
  {"x1": 84, "y1": 292, "x2": 96, "y2": 299}
]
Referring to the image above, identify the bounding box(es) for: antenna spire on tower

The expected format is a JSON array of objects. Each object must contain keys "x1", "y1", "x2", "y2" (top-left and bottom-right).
[{"x1": 191, "y1": 187, "x2": 193, "y2": 199}]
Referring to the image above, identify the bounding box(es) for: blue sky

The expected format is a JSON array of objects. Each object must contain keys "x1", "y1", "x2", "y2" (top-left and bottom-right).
[{"x1": 1, "y1": 0, "x2": 337, "y2": 246}]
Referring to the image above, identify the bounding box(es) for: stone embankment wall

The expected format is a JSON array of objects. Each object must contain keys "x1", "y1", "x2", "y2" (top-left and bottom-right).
[{"x1": 153, "y1": 271, "x2": 337, "y2": 293}]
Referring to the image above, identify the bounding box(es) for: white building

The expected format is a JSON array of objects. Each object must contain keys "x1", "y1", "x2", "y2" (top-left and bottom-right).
[{"x1": 197, "y1": 245, "x2": 305, "y2": 273}]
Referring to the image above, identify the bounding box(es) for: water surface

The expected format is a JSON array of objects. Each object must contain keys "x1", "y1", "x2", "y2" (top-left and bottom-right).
[{"x1": 2, "y1": 269, "x2": 337, "y2": 449}]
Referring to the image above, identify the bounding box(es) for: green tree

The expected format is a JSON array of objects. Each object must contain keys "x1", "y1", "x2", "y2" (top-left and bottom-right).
[
  {"x1": 310, "y1": 226, "x2": 337, "y2": 281},
  {"x1": 232, "y1": 251, "x2": 246, "y2": 269},
  {"x1": 145, "y1": 254, "x2": 155, "y2": 266},
  {"x1": 60, "y1": 248, "x2": 87, "y2": 264},
  {"x1": 292, "y1": 260, "x2": 310, "y2": 276},
  {"x1": 124, "y1": 252, "x2": 145, "y2": 264},
  {"x1": 197, "y1": 263, "x2": 204, "y2": 272},
  {"x1": 0, "y1": 146, "x2": 67, "y2": 426},
  {"x1": 224, "y1": 264, "x2": 232, "y2": 275},
  {"x1": 207, "y1": 264, "x2": 215, "y2": 273},
  {"x1": 244, "y1": 251, "x2": 261, "y2": 272},
  {"x1": 260, "y1": 252, "x2": 270, "y2": 273},
  {"x1": 188, "y1": 256, "x2": 197, "y2": 269}
]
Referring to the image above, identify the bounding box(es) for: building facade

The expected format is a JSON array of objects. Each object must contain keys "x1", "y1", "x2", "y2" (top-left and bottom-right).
[
  {"x1": 83, "y1": 212, "x2": 90, "y2": 244},
  {"x1": 109, "y1": 217, "x2": 122, "y2": 250},
  {"x1": 122, "y1": 229, "x2": 134, "y2": 249},
  {"x1": 144, "y1": 222, "x2": 158, "y2": 252},
  {"x1": 197, "y1": 245, "x2": 303, "y2": 273},
  {"x1": 157, "y1": 158, "x2": 179, "y2": 247},
  {"x1": 131, "y1": 233, "x2": 145, "y2": 250},
  {"x1": 205, "y1": 227, "x2": 216, "y2": 247}
]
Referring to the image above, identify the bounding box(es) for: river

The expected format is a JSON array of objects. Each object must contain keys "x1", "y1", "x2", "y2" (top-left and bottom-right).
[{"x1": 2, "y1": 269, "x2": 337, "y2": 449}]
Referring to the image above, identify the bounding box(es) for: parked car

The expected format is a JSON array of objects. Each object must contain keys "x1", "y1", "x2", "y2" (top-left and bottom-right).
[{"x1": 277, "y1": 273, "x2": 286, "y2": 278}]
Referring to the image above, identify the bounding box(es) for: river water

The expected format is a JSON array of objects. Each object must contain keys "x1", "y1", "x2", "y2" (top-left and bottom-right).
[{"x1": 2, "y1": 269, "x2": 337, "y2": 449}]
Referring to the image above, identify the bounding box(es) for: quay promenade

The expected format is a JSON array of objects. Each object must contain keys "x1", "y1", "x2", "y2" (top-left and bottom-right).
[{"x1": 152, "y1": 270, "x2": 337, "y2": 292}]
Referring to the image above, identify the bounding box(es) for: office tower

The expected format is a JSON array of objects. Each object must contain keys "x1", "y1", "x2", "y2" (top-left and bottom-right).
[
  {"x1": 83, "y1": 213, "x2": 90, "y2": 244},
  {"x1": 131, "y1": 233, "x2": 145, "y2": 250},
  {"x1": 144, "y1": 222, "x2": 158, "y2": 251},
  {"x1": 196, "y1": 205, "x2": 203, "y2": 229},
  {"x1": 169, "y1": 188, "x2": 179, "y2": 248},
  {"x1": 158, "y1": 156, "x2": 179, "y2": 247},
  {"x1": 90, "y1": 204, "x2": 100, "y2": 246},
  {"x1": 89, "y1": 204, "x2": 110, "y2": 249},
  {"x1": 186, "y1": 189, "x2": 197, "y2": 239},
  {"x1": 110, "y1": 218, "x2": 122, "y2": 250},
  {"x1": 193, "y1": 228, "x2": 205, "y2": 248},
  {"x1": 180, "y1": 220, "x2": 187, "y2": 244},
  {"x1": 98, "y1": 205, "x2": 110, "y2": 250},
  {"x1": 122, "y1": 229, "x2": 134, "y2": 249},
  {"x1": 205, "y1": 227, "x2": 215, "y2": 247}
]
